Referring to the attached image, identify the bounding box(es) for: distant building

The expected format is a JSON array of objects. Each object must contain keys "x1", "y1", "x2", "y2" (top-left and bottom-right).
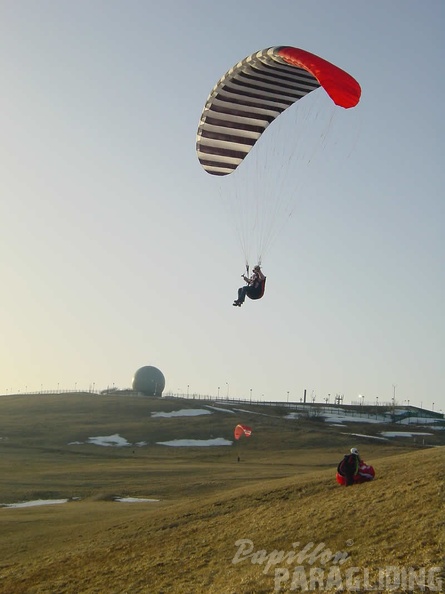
[{"x1": 132, "y1": 366, "x2": 165, "y2": 397}]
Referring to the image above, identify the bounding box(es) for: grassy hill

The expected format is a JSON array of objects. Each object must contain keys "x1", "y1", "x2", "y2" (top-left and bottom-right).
[{"x1": 0, "y1": 394, "x2": 443, "y2": 593}]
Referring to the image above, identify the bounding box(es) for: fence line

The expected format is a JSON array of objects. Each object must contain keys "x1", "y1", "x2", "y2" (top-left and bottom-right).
[{"x1": 0, "y1": 389, "x2": 442, "y2": 419}]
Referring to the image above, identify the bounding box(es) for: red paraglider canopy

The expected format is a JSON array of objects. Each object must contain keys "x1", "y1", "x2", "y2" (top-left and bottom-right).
[
  {"x1": 276, "y1": 47, "x2": 361, "y2": 109},
  {"x1": 336, "y1": 461, "x2": 375, "y2": 486},
  {"x1": 234, "y1": 424, "x2": 252, "y2": 440}
]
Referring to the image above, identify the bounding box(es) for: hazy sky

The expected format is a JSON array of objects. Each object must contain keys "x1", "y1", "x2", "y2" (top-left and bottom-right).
[{"x1": 1, "y1": 1, "x2": 443, "y2": 411}]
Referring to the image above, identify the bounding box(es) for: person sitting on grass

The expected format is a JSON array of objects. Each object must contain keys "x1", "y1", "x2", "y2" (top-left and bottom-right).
[{"x1": 337, "y1": 447, "x2": 361, "y2": 486}]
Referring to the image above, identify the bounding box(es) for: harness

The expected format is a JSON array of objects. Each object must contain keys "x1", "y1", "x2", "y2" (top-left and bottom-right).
[{"x1": 248, "y1": 277, "x2": 266, "y2": 300}]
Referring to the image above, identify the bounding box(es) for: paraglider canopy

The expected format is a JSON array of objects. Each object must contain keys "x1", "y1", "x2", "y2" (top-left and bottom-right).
[
  {"x1": 234, "y1": 424, "x2": 252, "y2": 440},
  {"x1": 196, "y1": 44, "x2": 361, "y2": 270},
  {"x1": 196, "y1": 45, "x2": 361, "y2": 176}
]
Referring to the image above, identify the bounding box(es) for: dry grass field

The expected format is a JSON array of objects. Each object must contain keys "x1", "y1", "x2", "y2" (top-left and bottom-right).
[{"x1": 0, "y1": 394, "x2": 444, "y2": 593}]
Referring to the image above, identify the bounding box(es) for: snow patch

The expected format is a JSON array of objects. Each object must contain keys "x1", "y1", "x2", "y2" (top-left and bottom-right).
[
  {"x1": 1, "y1": 499, "x2": 69, "y2": 508},
  {"x1": 157, "y1": 438, "x2": 232, "y2": 447},
  {"x1": 114, "y1": 497, "x2": 159, "y2": 503},
  {"x1": 68, "y1": 434, "x2": 147, "y2": 447},
  {"x1": 205, "y1": 405, "x2": 235, "y2": 414},
  {"x1": 87, "y1": 434, "x2": 131, "y2": 447},
  {"x1": 151, "y1": 409, "x2": 211, "y2": 418},
  {"x1": 380, "y1": 431, "x2": 433, "y2": 438},
  {"x1": 348, "y1": 433, "x2": 389, "y2": 441},
  {"x1": 322, "y1": 414, "x2": 386, "y2": 424}
]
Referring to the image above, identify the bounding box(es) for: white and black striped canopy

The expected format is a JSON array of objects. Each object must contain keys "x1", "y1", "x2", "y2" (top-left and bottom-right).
[{"x1": 196, "y1": 46, "x2": 360, "y2": 176}]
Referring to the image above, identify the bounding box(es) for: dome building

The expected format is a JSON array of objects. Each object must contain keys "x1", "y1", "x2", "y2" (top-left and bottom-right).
[{"x1": 132, "y1": 366, "x2": 165, "y2": 397}]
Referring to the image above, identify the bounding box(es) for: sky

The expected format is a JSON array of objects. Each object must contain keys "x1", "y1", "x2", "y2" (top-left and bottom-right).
[{"x1": 1, "y1": 1, "x2": 444, "y2": 411}]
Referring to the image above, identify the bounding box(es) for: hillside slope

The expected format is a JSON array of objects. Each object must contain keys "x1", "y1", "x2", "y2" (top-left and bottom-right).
[{"x1": 1, "y1": 447, "x2": 443, "y2": 594}]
